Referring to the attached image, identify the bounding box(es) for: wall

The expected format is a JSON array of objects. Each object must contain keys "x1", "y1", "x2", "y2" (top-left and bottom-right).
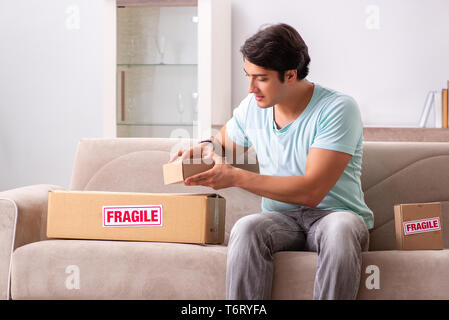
[
  {"x1": 2, "y1": 0, "x2": 448, "y2": 191},
  {"x1": 0, "y1": 0, "x2": 116, "y2": 191},
  {"x1": 231, "y1": 0, "x2": 449, "y2": 127}
]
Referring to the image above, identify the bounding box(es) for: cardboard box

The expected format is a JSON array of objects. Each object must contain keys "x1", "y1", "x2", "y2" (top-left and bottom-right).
[
  {"x1": 163, "y1": 159, "x2": 214, "y2": 184},
  {"x1": 394, "y1": 202, "x2": 443, "y2": 250},
  {"x1": 47, "y1": 190, "x2": 225, "y2": 244}
]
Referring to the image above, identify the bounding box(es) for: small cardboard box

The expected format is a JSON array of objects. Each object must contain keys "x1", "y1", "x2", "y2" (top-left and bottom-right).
[
  {"x1": 47, "y1": 190, "x2": 225, "y2": 244},
  {"x1": 394, "y1": 202, "x2": 443, "y2": 250},
  {"x1": 163, "y1": 159, "x2": 214, "y2": 184}
]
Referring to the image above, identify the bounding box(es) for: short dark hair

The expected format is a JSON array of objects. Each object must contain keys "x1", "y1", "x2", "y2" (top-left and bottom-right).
[{"x1": 240, "y1": 23, "x2": 311, "y2": 82}]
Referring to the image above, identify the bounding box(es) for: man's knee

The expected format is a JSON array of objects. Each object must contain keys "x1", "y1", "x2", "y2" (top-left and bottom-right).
[
  {"x1": 324, "y1": 211, "x2": 365, "y2": 230},
  {"x1": 229, "y1": 213, "x2": 268, "y2": 244},
  {"x1": 315, "y1": 211, "x2": 369, "y2": 251}
]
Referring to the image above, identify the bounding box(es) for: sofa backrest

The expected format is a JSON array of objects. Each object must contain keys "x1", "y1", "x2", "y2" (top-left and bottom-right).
[
  {"x1": 70, "y1": 138, "x2": 261, "y2": 245},
  {"x1": 70, "y1": 138, "x2": 449, "y2": 250},
  {"x1": 360, "y1": 141, "x2": 449, "y2": 250}
]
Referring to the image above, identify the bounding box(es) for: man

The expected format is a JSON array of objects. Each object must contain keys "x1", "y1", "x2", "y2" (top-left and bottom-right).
[{"x1": 169, "y1": 23, "x2": 373, "y2": 300}]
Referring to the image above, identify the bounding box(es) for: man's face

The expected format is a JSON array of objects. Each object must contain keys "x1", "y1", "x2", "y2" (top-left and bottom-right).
[{"x1": 243, "y1": 59, "x2": 288, "y2": 108}]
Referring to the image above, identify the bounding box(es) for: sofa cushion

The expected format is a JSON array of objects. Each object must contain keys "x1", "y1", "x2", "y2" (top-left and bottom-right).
[
  {"x1": 0, "y1": 199, "x2": 16, "y2": 300},
  {"x1": 14, "y1": 239, "x2": 449, "y2": 300},
  {"x1": 69, "y1": 139, "x2": 449, "y2": 251},
  {"x1": 11, "y1": 239, "x2": 227, "y2": 300},
  {"x1": 70, "y1": 138, "x2": 259, "y2": 191},
  {"x1": 70, "y1": 138, "x2": 262, "y2": 245},
  {"x1": 272, "y1": 249, "x2": 449, "y2": 299},
  {"x1": 362, "y1": 142, "x2": 449, "y2": 250}
]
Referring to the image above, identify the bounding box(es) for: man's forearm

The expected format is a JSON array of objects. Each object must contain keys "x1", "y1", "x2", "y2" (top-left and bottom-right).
[
  {"x1": 232, "y1": 167, "x2": 319, "y2": 208},
  {"x1": 212, "y1": 125, "x2": 248, "y2": 165}
]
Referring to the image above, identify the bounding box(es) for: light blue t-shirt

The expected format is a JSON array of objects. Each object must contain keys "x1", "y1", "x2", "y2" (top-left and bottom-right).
[{"x1": 225, "y1": 82, "x2": 374, "y2": 229}]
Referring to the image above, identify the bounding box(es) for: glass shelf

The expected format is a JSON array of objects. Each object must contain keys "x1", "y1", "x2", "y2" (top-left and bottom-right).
[
  {"x1": 117, "y1": 6, "x2": 197, "y2": 66},
  {"x1": 118, "y1": 122, "x2": 198, "y2": 126},
  {"x1": 117, "y1": 65, "x2": 198, "y2": 123},
  {"x1": 118, "y1": 64, "x2": 197, "y2": 66},
  {"x1": 117, "y1": 122, "x2": 197, "y2": 138}
]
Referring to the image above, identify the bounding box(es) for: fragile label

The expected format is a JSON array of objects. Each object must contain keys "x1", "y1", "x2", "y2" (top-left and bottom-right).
[
  {"x1": 102, "y1": 205, "x2": 163, "y2": 227},
  {"x1": 403, "y1": 217, "x2": 441, "y2": 235}
]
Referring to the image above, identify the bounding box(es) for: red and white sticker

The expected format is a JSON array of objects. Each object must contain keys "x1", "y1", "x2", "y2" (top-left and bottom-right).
[
  {"x1": 403, "y1": 217, "x2": 441, "y2": 235},
  {"x1": 102, "y1": 205, "x2": 163, "y2": 227}
]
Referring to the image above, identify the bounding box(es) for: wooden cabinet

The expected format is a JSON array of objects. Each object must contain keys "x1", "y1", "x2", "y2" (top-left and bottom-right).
[{"x1": 364, "y1": 127, "x2": 449, "y2": 142}]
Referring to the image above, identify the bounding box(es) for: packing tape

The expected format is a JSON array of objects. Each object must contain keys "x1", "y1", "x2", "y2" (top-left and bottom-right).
[{"x1": 214, "y1": 195, "x2": 219, "y2": 243}]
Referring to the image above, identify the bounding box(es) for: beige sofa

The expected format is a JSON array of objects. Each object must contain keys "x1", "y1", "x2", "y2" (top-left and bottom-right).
[{"x1": 2, "y1": 138, "x2": 449, "y2": 300}]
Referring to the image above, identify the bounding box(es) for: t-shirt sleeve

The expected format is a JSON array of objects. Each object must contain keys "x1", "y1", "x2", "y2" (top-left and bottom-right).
[
  {"x1": 225, "y1": 94, "x2": 253, "y2": 147},
  {"x1": 311, "y1": 95, "x2": 362, "y2": 155}
]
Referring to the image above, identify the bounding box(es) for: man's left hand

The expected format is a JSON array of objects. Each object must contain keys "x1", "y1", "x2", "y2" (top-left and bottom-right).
[{"x1": 184, "y1": 153, "x2": 237, "y2": 190}]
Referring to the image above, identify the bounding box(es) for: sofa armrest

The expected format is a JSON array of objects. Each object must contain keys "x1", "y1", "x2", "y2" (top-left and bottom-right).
[{"x1": 0, "y1": 184, "x2": 64, "y2": 299}]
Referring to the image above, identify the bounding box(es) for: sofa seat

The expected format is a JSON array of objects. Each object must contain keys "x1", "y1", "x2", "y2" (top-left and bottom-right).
[
  {"x1": 11, "y1": 239, "x2": 227, "y2": 300},
  {"x1": 272, "y1": 250, "x2": 449, "y2": 299},
  {"x1": 12, "y1": 238, "x2": 449, "y2": 300}
]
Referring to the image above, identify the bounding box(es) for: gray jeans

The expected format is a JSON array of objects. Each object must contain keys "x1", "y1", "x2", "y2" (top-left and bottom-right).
[{"x1": 226, "y1": 207, "x2": 370, "y2": 300}]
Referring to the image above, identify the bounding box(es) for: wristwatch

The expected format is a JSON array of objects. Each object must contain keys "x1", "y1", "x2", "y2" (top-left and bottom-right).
[{"x1": 199, "y1": 139, "x2": 215, "y2": 151}]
